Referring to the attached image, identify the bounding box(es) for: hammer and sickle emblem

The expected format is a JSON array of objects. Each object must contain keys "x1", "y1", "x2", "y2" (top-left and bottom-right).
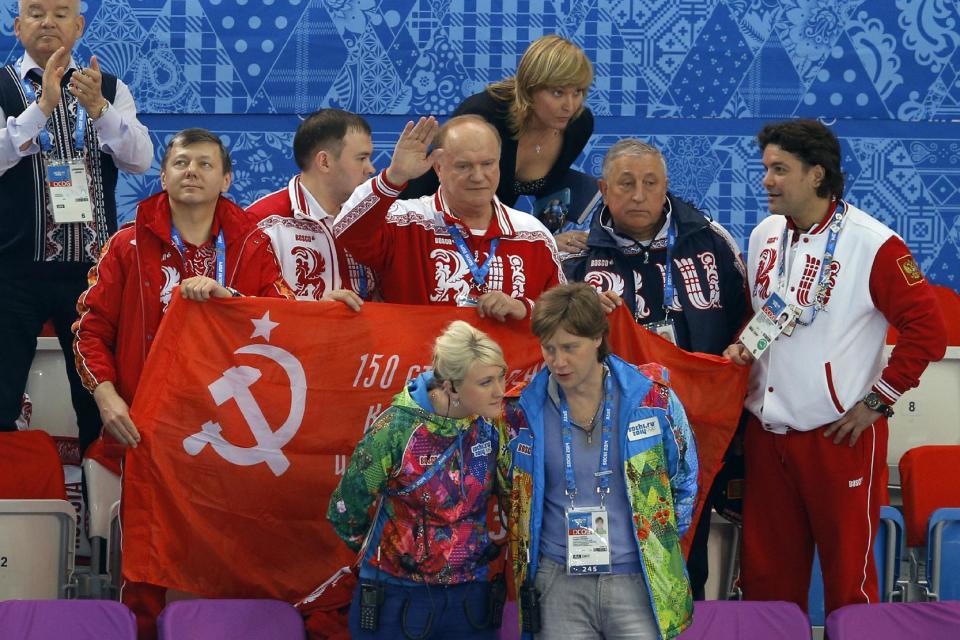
[{"x1": 182, "y1": 344, "x2": 307, "y2": 476}]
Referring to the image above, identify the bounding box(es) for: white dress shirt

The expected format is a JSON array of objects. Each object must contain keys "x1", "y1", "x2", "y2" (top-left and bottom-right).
[{"x1": 0, "y1": 52, "x2": 152, "y2": 176}]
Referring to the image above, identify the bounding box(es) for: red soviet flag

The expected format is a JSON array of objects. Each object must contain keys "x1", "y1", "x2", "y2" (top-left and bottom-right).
[
  {"x1": 121, "y1": 297, "x2": 746, "y2": 607},
  {"x1": 121, "y1": 296, "x2": 544, "y2": 601}
]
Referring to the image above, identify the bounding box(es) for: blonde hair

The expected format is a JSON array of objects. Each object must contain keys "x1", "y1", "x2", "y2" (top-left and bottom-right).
[
  {"x1": 432, "y1": 321, "x2": 507, "y2": 387},
  {"x1": 486, "y1": 35, "x2": 593, "y2": 138}
]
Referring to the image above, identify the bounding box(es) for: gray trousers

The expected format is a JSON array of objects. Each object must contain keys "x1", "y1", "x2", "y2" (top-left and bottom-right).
[{"x1": 533, "y1": 557, "x2": 659, "y2": 639}]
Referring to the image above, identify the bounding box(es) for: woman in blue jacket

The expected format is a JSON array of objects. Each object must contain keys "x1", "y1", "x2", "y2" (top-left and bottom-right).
[{"x1": 500, "y1": 283, "x2": 698, "y2": 639}]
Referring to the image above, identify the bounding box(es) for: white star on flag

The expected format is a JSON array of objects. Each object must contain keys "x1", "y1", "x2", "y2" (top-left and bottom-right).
[{"x1": 250, "y1": 311, "x2": 279, "y2": 341}]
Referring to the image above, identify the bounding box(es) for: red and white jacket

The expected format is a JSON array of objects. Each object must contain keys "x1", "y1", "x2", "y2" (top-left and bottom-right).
[
  {"x1": 744, "y1": 201, "x2": 946, "y2": 432},
  {"x1": 247, "y1": 175, "x2": 375, "y2": 301},
  {"x1": 73, "y1": 192, "x2": 290, "y2": 406},
  {"x1": 333, "y1": 171, "x2": 564, "y2": 310}
]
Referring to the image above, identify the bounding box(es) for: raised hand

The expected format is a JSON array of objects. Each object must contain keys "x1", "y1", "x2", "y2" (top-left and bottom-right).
[
  {"x1": 69, "y1": 55, "x2": 107, "y2": 114},
  {"x1": 37, "y1": 46, "x2": 69, "y2": 117},
  {"x1": 385, "y1": 116, "x2": 440, "y2": 185}
]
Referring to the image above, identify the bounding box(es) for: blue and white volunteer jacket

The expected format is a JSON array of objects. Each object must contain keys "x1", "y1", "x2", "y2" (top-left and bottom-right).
[{"x1": 500, "y1": 355, "x2": 698, "y2": 639}]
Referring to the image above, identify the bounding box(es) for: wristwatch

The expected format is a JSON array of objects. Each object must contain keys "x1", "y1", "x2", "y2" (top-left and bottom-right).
[
  {"x1": 90, "y1": 100, "x2": 109, "y2": 122},
  {"x1": 862, "y1": 391, "x2": 894, "y2": 418}
]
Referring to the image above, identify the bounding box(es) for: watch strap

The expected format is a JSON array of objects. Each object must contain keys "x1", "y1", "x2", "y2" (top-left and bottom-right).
[
  {"x1": 90, "y1": 100, "x2": 109, "y2": 122},
  {"x1": 862, "y1": 392, "x2": 894, "y2": 418}
]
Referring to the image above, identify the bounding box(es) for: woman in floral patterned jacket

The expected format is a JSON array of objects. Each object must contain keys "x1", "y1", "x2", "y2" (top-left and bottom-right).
[{"x1": 328, "y1": 320, "x2": 509, "y2": 639}]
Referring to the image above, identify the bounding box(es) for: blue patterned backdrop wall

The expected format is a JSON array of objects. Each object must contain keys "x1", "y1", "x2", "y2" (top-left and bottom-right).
[{"x1": 1, "y1": 0, "x2": 958, "y2": 287}]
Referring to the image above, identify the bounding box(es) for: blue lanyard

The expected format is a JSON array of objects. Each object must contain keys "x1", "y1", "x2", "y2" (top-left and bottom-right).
[
  {"x1": 558, "y1": 369, "x2": 614, "y2": 507},
  {"x1": 662, "y1": 220, "x2": 677, "y2": 314},
  {"x1": 17, "y1": 60, "x2": 88, "y2": 155},
  {"x1": 387, "y1": 418, "x2": 492, "y2": 497},
  {"x1": 356, "y1": 267, "x2": 368, "y2": 300},
  {"x1": 170, "y1": 227, "x2": 226, "y2": 286},
  {"x1": 446, "y1": 224, "x2": 500, "y2": 294},
  {"x1": 778, "y1": 203, "x2": 846, "y2": 327}
]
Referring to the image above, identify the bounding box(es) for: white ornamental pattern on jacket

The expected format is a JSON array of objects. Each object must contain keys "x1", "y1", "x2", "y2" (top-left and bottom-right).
[
  {"x1": 585, "y1": 251, "x2": 721, "y2": 316},
  {"x1": 429, "y1": 248, "x2": 526, "y2": 302},
  {"x1": 754, "y1": 245, "x2": 777, "y2": 300},
  {"x1": 160, "y1": 265, "x2": 180, "y2": 312},
  {"x1": 751, "y1": 245, "x2": 841, "y2": 310}
]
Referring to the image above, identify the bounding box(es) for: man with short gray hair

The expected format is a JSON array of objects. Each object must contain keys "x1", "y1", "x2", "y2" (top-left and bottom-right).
[{"x1": 562, "y1": 137, "x2": 748, "y2": 598}]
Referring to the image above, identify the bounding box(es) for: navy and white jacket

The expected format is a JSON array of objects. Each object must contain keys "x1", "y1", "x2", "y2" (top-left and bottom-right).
[{"x1": 563, "y1": 194, "x2": 748, "y2": 355}]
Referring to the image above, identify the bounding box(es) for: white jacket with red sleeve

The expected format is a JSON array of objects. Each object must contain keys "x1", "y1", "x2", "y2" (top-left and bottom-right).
[
  {"x1": 333, "y1": 171, "x2": 564, "y2": 311},
  {"x1": 744, "y1": 201, "x2": 946, "y2": 433},
  {"x1": 247, "y1": 175, "x2": 376, "y2": 301}
]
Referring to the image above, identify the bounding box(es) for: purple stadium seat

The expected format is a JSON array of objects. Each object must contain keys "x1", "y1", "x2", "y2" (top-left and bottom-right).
[
  {"x1": 677, "y1": 600, "x2": 810, "y2": 639},
  {"x1": 498, "y1": 600, "x2": 519, "y2": 640},
  {"x1": 0, "y1": 599, "x2": 136, "y2": 639},
  {"x1": 157, "y1": 599, "x2": 305, "y2": 640},
  {"x1": 826, "y1": 601, "x2": 960, "y2": 640}
]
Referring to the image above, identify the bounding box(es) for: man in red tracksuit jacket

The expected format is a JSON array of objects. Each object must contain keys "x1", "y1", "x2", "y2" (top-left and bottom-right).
[
  {"x1": 334, "y1": 115, "x2": 564, "y2": 321},
  {"x1": 247, "y1": 108, "x2": 376, "y2": 309},
  {"x1": 72, "y1": 128, "x2": 290, "y2": 639}
]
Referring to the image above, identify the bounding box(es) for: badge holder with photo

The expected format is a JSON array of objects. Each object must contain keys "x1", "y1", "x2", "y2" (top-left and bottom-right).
[
  {"x1": 644, "y1": 318, "x2": 678, "y2": 345},
  {"x1": 738, "y1": 292, "x2": 799, "y2": 359},
  {"x1": 566, "y1": 506, "x2": 611, "y2": 575},
  {"x1": 561, "y1": 372, "x2": 614, "y2": 576}
]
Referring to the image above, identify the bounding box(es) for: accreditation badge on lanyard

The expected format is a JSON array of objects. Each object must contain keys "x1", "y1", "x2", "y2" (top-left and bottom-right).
[
  {"x1": 560, "y1": 371, "x2": 614, "y2": 575},
  {"x1": 566, "y1": 507, "x2": 611, "y2": 575},
  {"x1": 18, "y1": 60, "x2": 95, "y2": 224},
  {"x1": 644, "y1": 319, "x2": 677, "y2": 345},
  {"x1": 47, "y1": 159, "x2": 93, "y2": 223},
  {"x1": 738, "y1": 291, "x2": 796, "y2": 360}
]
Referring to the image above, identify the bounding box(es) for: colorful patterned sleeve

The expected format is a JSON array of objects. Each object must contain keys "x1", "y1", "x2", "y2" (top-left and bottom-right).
[
  {"x1": 665, "y1": 389, "x2": 699, "y2": 537},
  {"x1": 495, "y1": 407, "x2": 523, "y2": 496},
  {"x1": 327, "y1": 408, "x2": 400, "y2": 552}
]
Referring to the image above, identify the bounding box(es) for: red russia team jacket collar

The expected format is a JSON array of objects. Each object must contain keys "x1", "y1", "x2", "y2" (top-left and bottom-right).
[
  {"x1": 136, "y1": 191, "x2": 253, "y2": 248},
  {"x1": 433, "y1": 186, "x2": 516, "y2": 240},
  {"x1": 288, "y1": 174, "x2": 335, "y2": 222},
  {"x1": 785, "y1": 198, "x2": 842, "y2": 236}
]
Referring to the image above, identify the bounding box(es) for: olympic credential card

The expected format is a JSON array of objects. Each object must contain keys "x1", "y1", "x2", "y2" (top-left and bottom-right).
[
  {"x1": 566, "y1": 507, "x2": 611, "y2": 575},
  {"x1": 739, "y1": 292, "x2": 795, "y2": 359}
]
